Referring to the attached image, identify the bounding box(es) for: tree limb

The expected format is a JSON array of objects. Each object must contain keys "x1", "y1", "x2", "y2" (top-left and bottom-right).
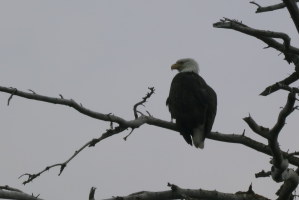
[
  {"x1": 260, "y1": 74, "x2": 299, "y2": 96},
  {"x1": 102, "y1": 183, "x2": 270, "y2": 200},
  {"x1": 0, "y1": 187, "x2": 43, "y2": 200},
  {"x1": 243, "y1": 92, "x2": 298, "y2": 199},
  {"x1": 276, "y1": 169, "x2": 299, "y2": 200},
  {"x1": 213, "y1": 18, "x2": 292, "y2": 51},
  {"x1": 19, "y1": 124, "x2": 129, "y2": 184},
  {"x1": 1, "y1": 85, "x2": 299, "y2": 185},
  {"x1": 89, "y1": 187, "x2": 96, "y2": 200},
  {"x1": 133, "y1": 87, "x2": 155, "y2": 119},
  {"x1": 213, "y1": 18, "x2": 299, "y2": 96},
  {"x1": 283, "y1": 0, "x2": 299, "y2": 35},
  {"x1": 243, "y1": 115, "x2": 270, "y2": 139},
  {"x1": 250, "y1": 1, "x2": 299, "y2": 13},
  {"x1": 255, "y1": 170, "x2": 271, "y2": 178},
  {"x1": 269, "y1": 92, "x2": 296, "y2": 181},
  {"x1": 244, "y1": 92, "x2": 296, "y2": 179}
]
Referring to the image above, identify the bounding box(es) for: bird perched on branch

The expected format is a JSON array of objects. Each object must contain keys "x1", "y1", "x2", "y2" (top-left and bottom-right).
[{"x1": 166, "y1": 58, "x2": 217, "y2": 149}]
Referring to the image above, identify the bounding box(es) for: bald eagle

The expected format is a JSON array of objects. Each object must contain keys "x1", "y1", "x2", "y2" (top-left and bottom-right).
[{"x1": 166, "y1": 58, "x2": 217, "y2": 149}]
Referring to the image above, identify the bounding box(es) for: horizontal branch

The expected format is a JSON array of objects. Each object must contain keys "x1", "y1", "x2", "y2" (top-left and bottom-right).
[
  {"x1": 0, "y1": 189, "x2": 43, "y2": 200},
  {"x1": 102, "y1": 183, "x2": 270, "y2": 200},
  {"x1": 250, "y1": 1, "x2": 299, "y2": 13},
  {"x1": 1, "y1": 85, "x2": 299, "y2": 185},
  {"x1": 213, "y1": 18, "x2": 292, "y2": 51},
  {"x1": 0, "y1": 86, "x2": 298, "y2": 167},
  {"x1": 213, "y1": 18, "x2": 299, "y2": 59},
  {"x1": 0, "y1": 86, "x2": 129, "y2": 126},
  {"x1": 255, "y1": 170, "x2": 271, "y2": 178}
]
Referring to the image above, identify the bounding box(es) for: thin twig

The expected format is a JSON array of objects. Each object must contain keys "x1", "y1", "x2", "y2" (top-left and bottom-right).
[
  {"x1": 89, "y1": 187, "x2": 96, "y2": 200},
  {"x1": 19, "y1": 125, "x2": 128, "y2": 184},
  {"x1": 133, "y1": 87, "x2": 155, "y2": 118},
  {"x1": 7, "y1": 88, "x2": 17, "y2": 106},
  {"x1": 123, "y1": 128, "x2": 135, "y2": 141},
  {"x1": 255, "y1": 170, "x2": 271, "y2": 178}
]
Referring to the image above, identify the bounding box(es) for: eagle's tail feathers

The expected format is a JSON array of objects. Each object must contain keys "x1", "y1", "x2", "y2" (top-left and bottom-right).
[
  {"x1": 181, "y1": 133, "x2": 193, "y2": 146},
  {"x1": 192, "y1": 125, "x2": 205, "y2": 149}
]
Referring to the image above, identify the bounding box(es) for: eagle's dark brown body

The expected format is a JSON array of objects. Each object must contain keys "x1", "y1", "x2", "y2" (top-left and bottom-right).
[{"x1": 166, "y1": 72, "x2": 217, "y2": 147}]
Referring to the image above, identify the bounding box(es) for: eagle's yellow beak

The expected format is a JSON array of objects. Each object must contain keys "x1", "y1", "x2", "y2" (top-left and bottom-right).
[{"x1": 171, "y1": 63, "x2": 181, "y2": 70}]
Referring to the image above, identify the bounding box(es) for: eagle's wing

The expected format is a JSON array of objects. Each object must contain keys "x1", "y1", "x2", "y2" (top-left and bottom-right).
[{"x1": 192, "y1": 74, "x2": 217, "y2": 134}]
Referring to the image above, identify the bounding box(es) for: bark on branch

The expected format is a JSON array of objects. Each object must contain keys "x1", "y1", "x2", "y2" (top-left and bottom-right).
[
  {"x1": 213, "y1": 18, "x2": 292, "y2": 51},
  {"x1": 283, "y1": 0, "x2": 299, "y2": 35},
  {"x1": 250, "y1": 1, "x2": 299, "y2": 13},
  {"x1": 213, "y1": 18, "x2": 299, "y2": 96},
  {"x1": 101, "y1": 183, "x2": 270, "y2": 200},
  {"x1": 260, "y1": 74, "x2": 299, "y2": 96},
  {"x1": 0, "y1": 186, "x2": 43, "y2": 200},
  {"x1": 1, "y1": 85, "x2": 298, "y2": 185},
  {"x1": 244, "y1": 92, "x2": 298, "y2": 199}
]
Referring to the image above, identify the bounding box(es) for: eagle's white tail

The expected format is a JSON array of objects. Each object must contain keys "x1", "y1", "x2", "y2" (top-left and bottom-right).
[{"x1": 192, "y1": 125, "x2": 205, "y2": 149}]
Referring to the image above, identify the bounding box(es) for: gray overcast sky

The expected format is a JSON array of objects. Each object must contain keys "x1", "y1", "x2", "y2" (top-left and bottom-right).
[{"x1": 0, "y1": 1, "x2": 298, "y2": 199}]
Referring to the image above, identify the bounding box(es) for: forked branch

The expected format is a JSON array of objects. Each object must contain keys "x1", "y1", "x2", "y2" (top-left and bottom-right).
[
  {"x1": 244, "y1": 92, "x2": 298, "y2": 199},
  {"x1": 133, "y1": 87, "x2": 155, "y2": 118},
  {"x1": 213, "y1": 18, "x2": 299, "y2": 96},
  {"x1": 1, "y1": 85, "x2": 298, "y2": 185}
]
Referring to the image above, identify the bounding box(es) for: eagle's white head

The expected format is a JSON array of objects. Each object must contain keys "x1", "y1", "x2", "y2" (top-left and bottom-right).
[{"x1": 171, "y1": 58, "x2": 199, "y2": 74}]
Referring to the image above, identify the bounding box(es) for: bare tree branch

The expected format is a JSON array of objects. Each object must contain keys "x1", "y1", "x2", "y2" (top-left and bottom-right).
[
  {"x1": 244, "y1": 92, "x2": 296, "y2": 179},
  {"x1": 287, "y1": 151, "x2": 299, "y2": 157},
  {"x1": 19, "y1": 125, "x2": 128, "y2": 184},
  {"x1": 276, "y1": 169, "x2": 299, "y2": 200},
  {"x1": 213, "y1": 18, "x2": 299, "y2": 66},
  {"x1": 1, "y1": 85, "x2": 299, "y2": 198},
  {"x1": 283, "y1": 0, "x2": 299, "y2": 35},
  {"x1": 0, "y1": 187, "x2": 43, "y2": 200},
  {"x1": 102, "y1": 183, "x2": 270, "y2": 200},
  {"x1": 243, "y1": 115, "x2": 270, "y2": 139},
  {"x1": 243, "y1": 92, "x2": 298, "y2": 199},
  {"x1": 213, "y1": 18, "x2": 291, "y2": 50},
  {"x1": 270, "y1": 92, "x2": 296, "y2": 140},
  {"x1": 260, "y1": 74, "x2": 299, "y2": 96},
  {"x1": 89, "y1": 187, "x2": 96, "y2": 200},
  {"x1": 213, "y1": 17, "x2": 299, "y2": 58},
  {"x1": 133, "y1": 87, "x2": 155, "y2": 118},
  {"x1": 1, "y1": 85, "x2": 299, "y2": 159},
  {"x1": 0, "y1": 185, "x2": 23, "y2": 193},
  {"x1": 255, "y1": 170, "x2": 271, "y2": 178},
  {"x1": 0, "y1": 86, "x2": 130, "y2": 125},
  {"x1": 250, "y1": 1, "x2": 299, "y2": 13},
  {"x1": 213, "y1": 18, "x2": 299, "y2": 96}
]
